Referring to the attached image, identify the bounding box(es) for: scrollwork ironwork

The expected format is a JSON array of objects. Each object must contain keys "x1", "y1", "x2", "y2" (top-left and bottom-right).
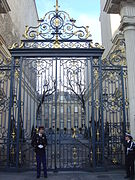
[
  {"x1": 103, "y1": 40, "x2": 126, "y2": 67},
  {"x1": 23, "y1": 10, "x2": 91, "y2": 41},
  {"x1": 8, "y1": 1, "x2": 105, "y2": 50}
]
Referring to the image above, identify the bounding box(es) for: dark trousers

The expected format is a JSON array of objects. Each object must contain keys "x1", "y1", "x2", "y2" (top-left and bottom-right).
[
  {"x1": 125, "y1": 155, "x2": 134, "y2": 177},
  {"x1": 36, "y1": 153, "x2": 47, "y2": 177}
]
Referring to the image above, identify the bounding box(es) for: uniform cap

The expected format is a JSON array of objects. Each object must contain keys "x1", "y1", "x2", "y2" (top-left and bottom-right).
[
  {"x1": 38, "y1": 126, "x2": 45, "y2": 130},
  {"x1": 125, "y1": 132, "x2": 133, "y2": 139}
]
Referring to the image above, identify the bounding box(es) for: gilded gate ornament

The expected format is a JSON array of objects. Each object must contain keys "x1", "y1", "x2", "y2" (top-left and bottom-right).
[
  {"x1": 22, "y1": 7, "x2": 91, "y2": 41},
  {"x1": 9, "y1": 0, "x2": 105, "y2": 49},
  {"x1": 104, "y1": 40, "x2": 126, "y2": 66}
]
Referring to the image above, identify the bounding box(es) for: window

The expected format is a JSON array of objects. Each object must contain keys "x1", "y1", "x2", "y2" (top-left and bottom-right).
[
  {"x1": 67, "y1": 120, "x2": 71, "y2": 129},
  {"x1": 52, "y1": 106, "x2": 55, "y2": 113},
  {"x1": 74, "y1": 120, "x2": 78, "y2": 128},
  {"x1": 74, "y1": 106, "x2": 78, "y2": 113},
  {"x1": 45, "y1": 107, "x2": 48, "y2": 114},
  {"x1": 60, "y1": 95, "x2": 64, "y2": 101},
  {"x1": 44, "y1": 114, "x2": 48, "y2": 119},
  {"x1": 67, "y1": 106, "x2": 71, "y2": 113},
  {"x1": 60, "y1": 119, "x2": 64, "y2": 129},
  {"x1": 52, "y1": 120, "x2": 55, "y2": 128},
  {"x1": 45, "y1": 121, "x2": 49, "y2": 128},
  {"x1": 60, "y1": 106, "x2": 64, "y2": 113}
]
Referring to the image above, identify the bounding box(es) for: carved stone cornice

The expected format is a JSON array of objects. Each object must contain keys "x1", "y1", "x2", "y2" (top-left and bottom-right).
[
  {"x1": 119, "y1": 16, "x2": 135, "y2": 31},
  {"x1": 104, "y1": 0, "x2": 135, "y2": 14},
  {"x1": 112, "y1": 32, "x2": 124, "y2": 45},
  {"x1": 0, "y1": 35, "x2": 11, "y2": 58},
  {"x1": 104, "y1": 0, "x2": 121, "y2": 13},
  {"x1": 0, "y1": 0, "x2": 10, "y2": 13},
  {"x1": 0, "y1": 35, "x2": 6, "y2": 46}
]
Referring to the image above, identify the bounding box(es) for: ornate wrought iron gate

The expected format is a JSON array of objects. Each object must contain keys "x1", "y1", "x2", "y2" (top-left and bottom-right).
[{"x1": 0, "y1": 2, "x2": 129, "y2": 171}]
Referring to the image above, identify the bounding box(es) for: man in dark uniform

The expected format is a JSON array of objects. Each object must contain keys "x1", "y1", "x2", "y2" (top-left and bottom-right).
[
  {"x1": 31, "y1": 126, "x2": 47, "y2": 178},
  {"x1": 124, "y1": 133, "x2": 135, "y2": 179}
]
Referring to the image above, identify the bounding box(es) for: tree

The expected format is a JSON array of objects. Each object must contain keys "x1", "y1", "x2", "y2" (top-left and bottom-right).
[
  {"x1": 36, "y1": 79, "x2": 56, "y2": 124},
  {"x1": 65, "y1": 69, "x2": 87, "y2": 111},
  {"x1": 62, "y1": 69, "x2": 89, "y2": 132}
]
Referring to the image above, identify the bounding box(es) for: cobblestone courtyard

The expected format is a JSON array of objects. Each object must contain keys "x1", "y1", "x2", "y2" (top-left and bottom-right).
[{"x1": 0, "y1": 170, "x2": 128, "y2": 180}]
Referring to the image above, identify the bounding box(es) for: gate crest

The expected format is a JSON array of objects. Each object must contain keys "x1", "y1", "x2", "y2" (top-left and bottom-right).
[{"x1": 9, "y1": 0, "x2": 104, "y2": 50}]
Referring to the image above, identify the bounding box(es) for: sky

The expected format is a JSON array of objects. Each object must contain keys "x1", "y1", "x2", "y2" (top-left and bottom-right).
[{"x1": 35, "y1": 0, "x2": 101, "y2": 43}]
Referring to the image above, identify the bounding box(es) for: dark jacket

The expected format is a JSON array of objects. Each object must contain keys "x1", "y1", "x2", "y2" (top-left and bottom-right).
[
  {"x1": 125, "y1": 140, "x2": 135, "y2": 159},
  {"x1": 31, "y1": 133, "x2": 47, "y2": 154}
]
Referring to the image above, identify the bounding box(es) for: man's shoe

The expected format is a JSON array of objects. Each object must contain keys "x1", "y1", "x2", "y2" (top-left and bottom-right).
[
  {"x1": 44, "y1": 175, "x2": 48, "y2": 178},
  {"x1": 37, "y1": 176, "x2": 40, "y2": 179},
  {"x1": 124, "y1": 176, "x2": 130, "y2": 179}
]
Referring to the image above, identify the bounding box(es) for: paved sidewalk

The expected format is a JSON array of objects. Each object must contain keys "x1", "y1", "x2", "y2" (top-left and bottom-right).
[{"x1": 0, "y1": 170, "x2": 130, "y2": 180}]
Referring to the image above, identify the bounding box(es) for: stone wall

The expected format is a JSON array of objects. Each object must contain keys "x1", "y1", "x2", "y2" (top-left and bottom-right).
[
  {"x1": 0, "y1": 0, "x2": 38, "y2": 132},
  {"x1": 0, "y1": 0, "x2": 38, "y2": 47},
  {"x1": 100, "y1": 0, "x2": 121, "y2": 57}
]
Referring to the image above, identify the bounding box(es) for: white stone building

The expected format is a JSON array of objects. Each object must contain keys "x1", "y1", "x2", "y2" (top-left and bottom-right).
[
  {"x1": 0, "y1": 0, "x2": 38, "y2": 47},
  {"x1": 100, "y1": 0, "x2": 135, "y2": 139},
  {"x1": 0, "y1": 0, "x2": 38, "y2": 132},
  {"x1": 100, "y1": 0, "x2": 121, "y2": 56}
]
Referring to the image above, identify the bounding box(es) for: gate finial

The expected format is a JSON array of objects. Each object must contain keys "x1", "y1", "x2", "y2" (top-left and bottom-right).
[{"x1": 55, "y1": 0, "x2": 59, "y2": 11}]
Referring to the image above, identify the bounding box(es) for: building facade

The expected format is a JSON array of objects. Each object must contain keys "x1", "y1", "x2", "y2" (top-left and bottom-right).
[
  {"x1": 0, "y1": 0, "x2": 38, "y2": 167},
  {"x1": 100, "y1": 0, "x2": 121, "y2": 56},
  {"x1": 0, "y1": 0, "x2": 38, "y2": 48},
  {"x1": 100, "y1": 0, "x2": 135, "y2": 139}
]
